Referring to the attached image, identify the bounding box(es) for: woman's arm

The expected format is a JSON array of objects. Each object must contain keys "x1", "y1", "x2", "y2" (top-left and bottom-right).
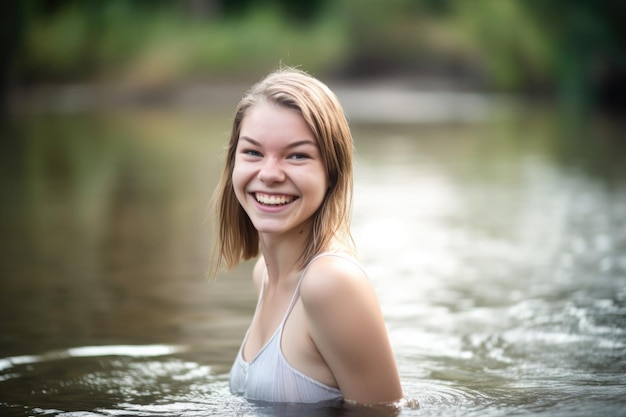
[{"x1": 301, "y1": 256, "x2": 403, "y2": 405}]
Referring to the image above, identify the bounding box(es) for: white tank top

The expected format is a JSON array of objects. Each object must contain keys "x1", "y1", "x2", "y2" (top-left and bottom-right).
[{"x1": 229, "y1": 253, "x2": 362, "y2": 403}]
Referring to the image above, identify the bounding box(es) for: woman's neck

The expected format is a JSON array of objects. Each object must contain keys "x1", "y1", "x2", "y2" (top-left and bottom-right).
[{"x1": 259, "y1": 227, "x2": 311, "y2": 285}]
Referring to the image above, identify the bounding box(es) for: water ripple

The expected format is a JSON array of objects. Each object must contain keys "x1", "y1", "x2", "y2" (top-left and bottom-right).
[{"x1": 0, "y1": 345, "x2": 187, "y2": 374}]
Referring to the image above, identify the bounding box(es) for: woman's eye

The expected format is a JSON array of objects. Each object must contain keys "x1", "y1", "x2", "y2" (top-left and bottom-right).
[
  {"x1": 242, "y1": 149, "x2": 262, "y2": 157},
  {"x1": 288, "y1": 153, "x2": 309, "y2": 160}
]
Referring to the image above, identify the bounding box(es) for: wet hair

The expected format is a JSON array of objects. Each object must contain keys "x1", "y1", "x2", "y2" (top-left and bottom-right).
[{"x1": 210, "y1": 66, "x2": 355, "y2": 276}]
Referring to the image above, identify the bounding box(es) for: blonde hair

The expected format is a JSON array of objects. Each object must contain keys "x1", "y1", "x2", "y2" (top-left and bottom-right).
[{"x1": 210, "y1": 67, "x2": 355, "y2": 276}]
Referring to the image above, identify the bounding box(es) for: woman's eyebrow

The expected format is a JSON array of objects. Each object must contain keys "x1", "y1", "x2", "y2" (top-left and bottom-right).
[
  {"x1": 238, "y1": 136, "x2": 261, "y2": 146},
  {"x1": 239, "y1": 136, "x2": 318, "y2": 149},
  {"x1": 287, "y1": 140, "x2": 318, "y2": 149}
]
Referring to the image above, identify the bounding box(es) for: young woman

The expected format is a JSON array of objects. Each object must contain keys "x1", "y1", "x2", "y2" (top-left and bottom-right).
[{"x1": 211, "y1": 67, "x2": 403, "y2": 405}]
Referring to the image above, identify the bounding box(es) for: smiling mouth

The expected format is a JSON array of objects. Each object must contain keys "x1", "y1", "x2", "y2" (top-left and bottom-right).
[{"x1": 254, "y1": 192, "x2": 297, "y2": 206}]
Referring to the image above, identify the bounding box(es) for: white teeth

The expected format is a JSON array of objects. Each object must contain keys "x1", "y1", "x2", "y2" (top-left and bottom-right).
[{"x1": 255, "y1": 193, "x2": 295, "y2": 206}]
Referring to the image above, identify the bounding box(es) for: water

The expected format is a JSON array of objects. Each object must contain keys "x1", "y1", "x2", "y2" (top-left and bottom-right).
[{"x1": 1, "y1": 96, "x2": 625, "y2": 416}]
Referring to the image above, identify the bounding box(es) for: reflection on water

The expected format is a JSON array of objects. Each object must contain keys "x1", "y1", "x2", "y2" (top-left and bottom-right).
[{"x1": 0, "y1": 106, "x2": 625, "y2": 416}]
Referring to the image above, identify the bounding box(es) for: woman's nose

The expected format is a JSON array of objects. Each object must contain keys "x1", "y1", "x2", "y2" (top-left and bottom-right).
[{"x1": 257, "y1": 158, "x2": 285, "y2": 183}]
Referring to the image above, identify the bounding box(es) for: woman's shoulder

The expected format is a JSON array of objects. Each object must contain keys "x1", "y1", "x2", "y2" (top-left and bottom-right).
[{"x1": 299, "y1": 253, "x2": 372, "y2": 308}]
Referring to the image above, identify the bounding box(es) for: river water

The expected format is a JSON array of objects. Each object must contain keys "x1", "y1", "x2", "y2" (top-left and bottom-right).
[{"x1": 0, "y1": 90, "x2": 625, "y2": 416}]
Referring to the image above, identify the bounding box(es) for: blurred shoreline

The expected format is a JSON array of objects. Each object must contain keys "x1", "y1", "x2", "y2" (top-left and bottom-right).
[{"x1": 8, "y1": 78, "x2": 515, "y2": 124}]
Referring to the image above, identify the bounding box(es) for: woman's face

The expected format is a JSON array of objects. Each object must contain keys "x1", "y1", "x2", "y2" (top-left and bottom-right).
[{"x1": 232, "y1": 100, "x2": 328, "y2": 238}]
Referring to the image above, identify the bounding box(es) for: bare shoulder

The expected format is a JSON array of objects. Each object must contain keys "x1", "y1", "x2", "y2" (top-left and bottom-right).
[
  {"x1": 300, "y1": 254, "x2": 372, "y2": 306},
  {"x1": 299, "y1": 254, "x2": 384, "y2": 334}
]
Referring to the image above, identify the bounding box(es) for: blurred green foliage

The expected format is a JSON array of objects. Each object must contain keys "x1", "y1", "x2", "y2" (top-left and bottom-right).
[
  {"x1": 16, "y1": 1, "x2": 348, "y2": 84},
  {"x1": 5, "y1": 0, "x2": 626, "y2": 109}
]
